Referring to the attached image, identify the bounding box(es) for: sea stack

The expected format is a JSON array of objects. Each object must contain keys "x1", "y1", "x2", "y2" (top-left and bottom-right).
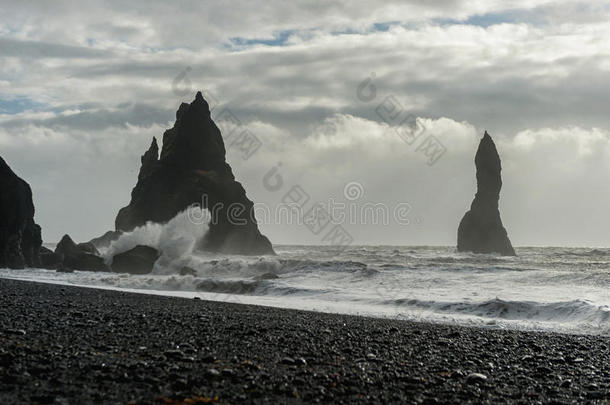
[
  {"x1": 115, "y1": 91, "x2": 274, "y2": 255},
  {"x1": 0, "y1": 156, "x2": 42, "y2": 268},
  {"x1": 457, "y1": 131, "x2": 515, "y2": 256}
]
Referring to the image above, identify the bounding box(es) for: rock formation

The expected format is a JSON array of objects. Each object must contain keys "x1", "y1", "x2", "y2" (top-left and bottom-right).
[
  {"x1": 111, "y1": 245, "x2": 159, "y2": 274},
  {"x1": 115, "y1": 91, "x2": 274, "y2": 255},
  {"x1": 76, "y1": 241, "x2": 100, "y2": 256},
  {"x1": 39, "y1": 246, "x2": 61, "y2": 269},
  {"x1": 54, "y1": 234, "x2": 108, "y2": 272},
  {"x1": 87, "y1": 230, "x2": 122, "y2": 250},
  {"x1": 0, "y1": 156, "x2": 42, "y2": 268},
  {"x1": 457, "y1": 132, "x2": 516, "y2": 256}
]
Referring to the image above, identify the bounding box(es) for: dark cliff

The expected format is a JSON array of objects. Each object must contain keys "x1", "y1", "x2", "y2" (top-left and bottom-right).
[
  {"x1": 115, "y1": 92, "x2": 274, "y2": 255},
  {"x1": 457, "y1": 132, "x2": 515, "y2": 256},
  {"x1": 0, "y1": 157, "x2": 42, "y2": 268}
]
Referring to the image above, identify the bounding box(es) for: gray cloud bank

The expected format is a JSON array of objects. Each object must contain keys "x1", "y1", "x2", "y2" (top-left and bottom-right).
[{"x1": 1, "y1": 1, "x2": 610, "y2": 246}]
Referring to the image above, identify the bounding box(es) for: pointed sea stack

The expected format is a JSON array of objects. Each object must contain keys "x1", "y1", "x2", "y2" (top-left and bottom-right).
[
  {"x1": 0, "y1": 156, "x2": 42, "y2": 268},
  {"x1": 457, "y1": 132, "x2": 515, "y2": 256},
  {"x1": 115, "y1": 91, "x2": 274, "y2": 255}
]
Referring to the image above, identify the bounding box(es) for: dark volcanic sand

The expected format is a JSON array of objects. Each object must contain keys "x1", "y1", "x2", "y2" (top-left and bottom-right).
[{"x1": 0, "y1": 279, "x2": 608, "y2": 404}]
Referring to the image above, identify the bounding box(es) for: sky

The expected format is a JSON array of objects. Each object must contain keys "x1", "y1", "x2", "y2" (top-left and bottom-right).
[{"x1": 2, "y1": 1, "x2": 610, "y2": 247}]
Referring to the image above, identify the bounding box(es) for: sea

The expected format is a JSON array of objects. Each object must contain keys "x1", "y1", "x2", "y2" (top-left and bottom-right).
[{"x1": 1, "y1": 211, "x2": 608, "y2": 337}]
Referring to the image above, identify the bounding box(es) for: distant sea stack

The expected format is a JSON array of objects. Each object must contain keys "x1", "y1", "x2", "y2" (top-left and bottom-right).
[
  {"x1": 457, "y1": 132, "x2": 515, "y2": 256},
  {"x1": 115, "y1": 91, "x2": 274, "y2": 255},
  {"x1": 0, "y1": 156, "x2": 42, "y2": 268}
]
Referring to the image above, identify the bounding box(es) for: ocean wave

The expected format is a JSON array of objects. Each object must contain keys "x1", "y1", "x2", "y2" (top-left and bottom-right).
[
  {"x1": 85, "y1": 273, "x2": 329, "y2": 297},
  {"x1": 193, "y1": 276, "x2": 336, "y2": 296},
  {"x1": 102, "y1": 208, "x2": 207, "y2": 270},
  {"x1": 160, "y1": 257, "x2": 378, "y2": 279},
  {"x1": 101, "y1": 217, "x2": 384, "y2": 280},
  {"x1": 3, "y1": 235, "x2": 609, "y2": 337},
  {"x1": 424, "y1": 255, "x2": 516, "y2": 265},
  {"x1": 196, "y1": 278, "x2": 261, "y2": 294},
  {"x1": 389, "y1": 297, "x2": 610, "y2": 325},
  {"x1": 559, "y1": 248, "x2": 610, "y2": 257}
]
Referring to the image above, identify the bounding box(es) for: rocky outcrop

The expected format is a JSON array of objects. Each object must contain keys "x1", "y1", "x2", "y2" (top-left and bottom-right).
[
  {"x1": 458, "y1": 132, "x2": 516, "y2": 256},
  {"x1": 179, "y1": 266, "x2": 197, "y2": 276},
  {"x1": 87, "y1": 230, "x2": 122, "y2": 250},
  {"x1": 39, "y1": 246, "x2": 61, "y2": 269},
  {"x1": 111, "y1": 245, "x2": 159, "y2": 274},
  {"x1": 76, "y1": 242, "x2": 99, "y2": 256},
  {"x1": 115, "y1": 91, "x2": 274, "y2": 255},
  {"x1": 0, "y1": 156, "x2": 42, "y2": 268},
  {"x1": 54, "y1": 234, "x2": 109, "y2": 272}
]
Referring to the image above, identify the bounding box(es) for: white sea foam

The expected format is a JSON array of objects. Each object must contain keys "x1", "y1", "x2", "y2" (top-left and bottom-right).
[
  {"x1": 102, "y1": 209, "x2": 207, "y2": 273},
  {"x1": 0, "y1": 215, "x2": 608, "y2": 336}
]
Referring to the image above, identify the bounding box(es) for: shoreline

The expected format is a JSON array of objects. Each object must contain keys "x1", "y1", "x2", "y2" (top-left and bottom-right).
[
  {"x1": 1, "y1": 278, "x2": 608, "y2": 403},
  {"x1": 1, "y1": 269, "x2": 607, "y2": 339}
]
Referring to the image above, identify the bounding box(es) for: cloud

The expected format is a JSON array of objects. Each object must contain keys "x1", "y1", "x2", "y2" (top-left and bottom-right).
[
  {"x1": 0, "y1": 103, "x2": 173, "y2": 131},
  {"x1": 1, "y1": 1, "x2": 610, "y2": 246},
  {"x1": 0, "y1": 37, "x2": 110, "y2": 58},
  {"x1": 227, "y1": 115, "x2": 610, "y2": 247}
]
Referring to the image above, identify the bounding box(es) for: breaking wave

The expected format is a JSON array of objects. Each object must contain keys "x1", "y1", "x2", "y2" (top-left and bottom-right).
[
  {"x1": 102, "y1": 209, "x2": 207, "y2": 271},
  {"x1": 0, "y1": 211, "x2": 608, "y2": 336},
  {"x1": 390, "y1": 297, "x2": 610, "y2": 327}
]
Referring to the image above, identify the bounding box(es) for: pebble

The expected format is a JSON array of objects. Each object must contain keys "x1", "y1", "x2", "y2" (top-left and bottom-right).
[
  {"x1": 206, "y1": 368, "x2": 220, "y2": 377},
  {"x1": 0, "y1": 278, "x2": 608, "y2": 404},
  {"x1": 4, "y1": 329, "x2": 26, "y2": 336},
  {"x1": 280, "y1": 357, "x2": 296, "y2": 365},
  {"x1": 466, "y1": 373, "x2": 488, "y2": 384}
]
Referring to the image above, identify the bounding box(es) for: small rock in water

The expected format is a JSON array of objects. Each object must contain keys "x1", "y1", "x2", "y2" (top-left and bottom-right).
[
  {"x1": 56, "y1": 265, "x2": 74, "y2": 273},
  {"x1": 180, "y1": 267, "x2": 197, "y2": 276},
  {"x1": 256, "y1": 272, "x2": 279, "y2": 280},
  {"x1": 111, "y1": 245, "x2": 158, "y2": 275}
]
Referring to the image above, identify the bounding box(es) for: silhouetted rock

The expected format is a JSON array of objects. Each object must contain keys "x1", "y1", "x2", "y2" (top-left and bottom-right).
[
  {"x1": 56, "y1": 264, "x2": 74, "y2": 273},
  {"x1": 115, "y1": 91, "x2": 274, "y2": 255},
  {"x1": 139, "y1": 137, "x2": 159, "y2": 179},
  {"x1": 87, "y1": 230, "x2": 123, "y2": 250},
  {"x1": 458, "y1": 132, "x2": 515, "y2": 256},
  {"x1": 54, "y1": 234, "x2": 108, "y2": 272},
  {"x1": 179, "y1": 266, "x2": 197, "y2": 276},
  {"x1": 39, "y1": 246, "x2": 61, "y2": 269},
  {"x1": 111, "y1": 245, "x2": 159, "y2": 274},
  {"x1": 0, "y1": 156, "x2": 42, "y2": 268},
  {"x1": 77, "y1": 242, "x2": 99, "y2": 256}
]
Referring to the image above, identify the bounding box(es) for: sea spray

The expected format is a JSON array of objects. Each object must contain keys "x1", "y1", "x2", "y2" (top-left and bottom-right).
[
  {"x1": 2, "y1": 245, "x2": 608, "y2": 336},
  {"x1": 103, "y1": 209, "x2": 208, "y2": 273}
]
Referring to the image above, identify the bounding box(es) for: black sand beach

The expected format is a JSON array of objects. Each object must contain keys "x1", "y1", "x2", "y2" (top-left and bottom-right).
[{"x1": 0, "y1": 278, "x2": 608, "y2": 404}]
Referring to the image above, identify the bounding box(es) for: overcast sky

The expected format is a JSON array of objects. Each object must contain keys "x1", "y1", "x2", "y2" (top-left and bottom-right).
[{"x1": 2, "y1": 1, "x2": 610, "y2": 247}]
